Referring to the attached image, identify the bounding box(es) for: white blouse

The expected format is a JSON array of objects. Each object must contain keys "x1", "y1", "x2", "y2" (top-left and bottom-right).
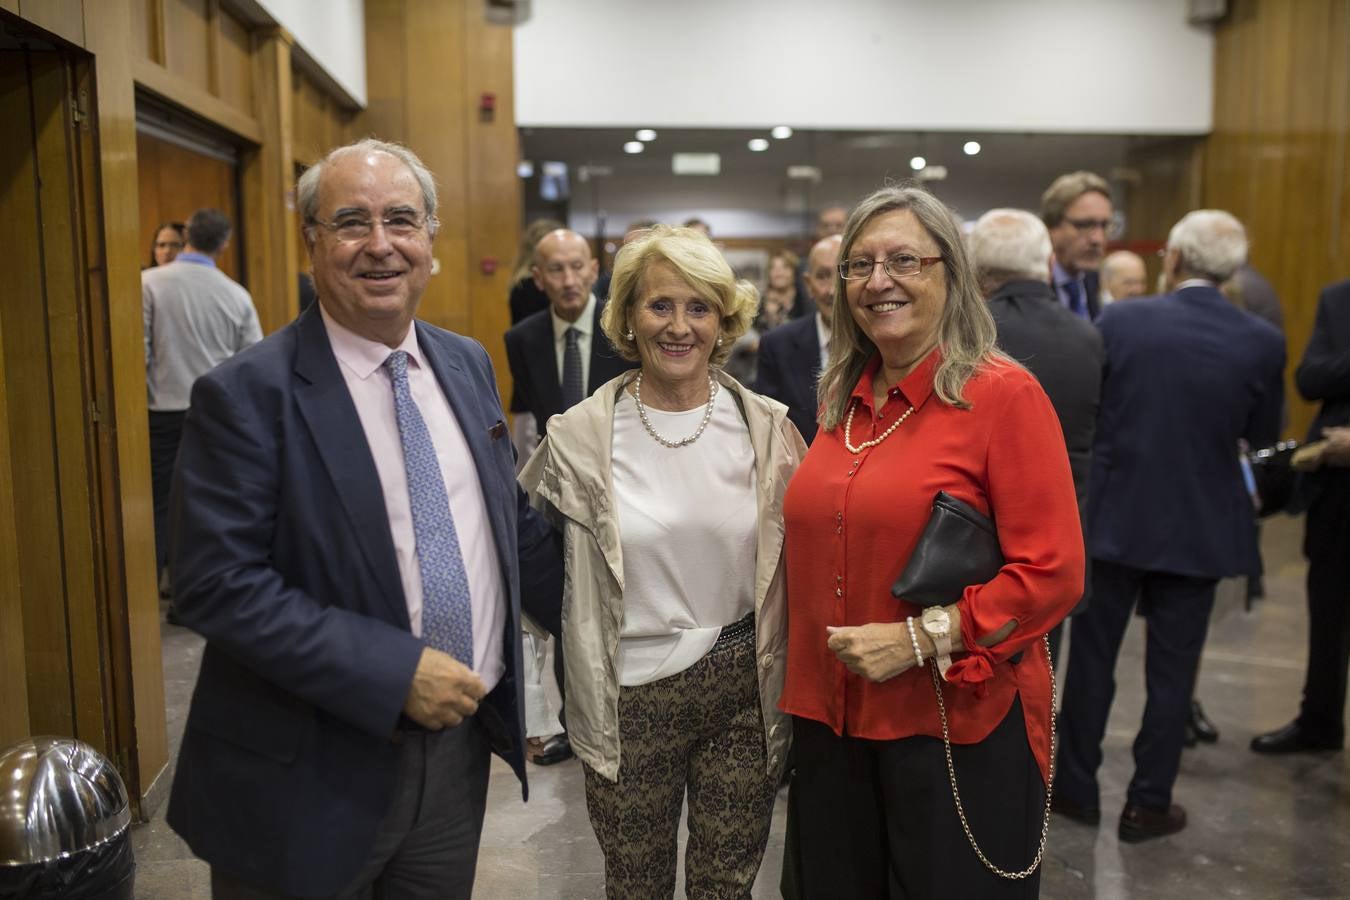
[{"x1": 611, "y1": 388, "x2": 759, "y2": 686}]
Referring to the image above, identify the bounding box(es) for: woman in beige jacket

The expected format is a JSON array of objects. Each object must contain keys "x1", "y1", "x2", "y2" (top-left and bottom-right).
[{"x1": 519, "y1": 225, "x2": 805, "y2": 898}]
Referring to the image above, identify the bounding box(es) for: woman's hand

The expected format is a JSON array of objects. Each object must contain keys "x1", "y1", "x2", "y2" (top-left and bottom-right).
[{"x1": 825, "y1": 622, "x2": 916, "y2": 682}]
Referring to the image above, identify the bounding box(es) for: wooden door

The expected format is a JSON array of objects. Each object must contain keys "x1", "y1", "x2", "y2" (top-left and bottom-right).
[{"x1": 136, "y1": 127, "x2": 242, "y2": 280}]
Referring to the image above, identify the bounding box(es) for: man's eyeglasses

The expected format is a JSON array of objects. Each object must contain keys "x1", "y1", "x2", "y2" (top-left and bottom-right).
[
  {"x1": 1064, "y1": 216, "x2": 1124, "y2": 240},
  {"x1": 309, "y1": 211, "x2": 438, "y2": 243},
  {"x1": 838, "y1": 253, "x2": 943, "y2": 281}
]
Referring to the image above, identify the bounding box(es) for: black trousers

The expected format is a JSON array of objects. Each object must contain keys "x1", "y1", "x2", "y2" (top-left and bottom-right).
[
  {"x1": 1298, "y1": 470, "x2": 1350, "y2": 742},
  {"x1": 211, "y1": 715, "x2": 494, "y2": 900},
  {"x1": 148, "y1": 409, "x2": 186, "y2": 572},
  {"x1": 788, "y1": 696, "x2": 1043, "y2": 899},
  {"x1": 1057, "y1": 559, "x2": 1217, "y2": 812}
]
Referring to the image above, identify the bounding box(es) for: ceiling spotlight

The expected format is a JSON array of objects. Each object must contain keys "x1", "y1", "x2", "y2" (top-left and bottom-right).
[
  {"x1": 623, "y1": 141, "x2": 644, "y2": 154},
  {"x1": 963, "y1": 141, "x2": 981, "y2": 156},
  {"x1": 909, "y1": 156, "x2": 927, "y2": 171},
  {"x1": 516, "y1": 160, "x2": 535, "y2": 178},
  {"x1": 748, "y1": 138, "x2": 770, "y2": 152},
  {"x1": 636, "y1": 128, "x2": 657, "y2": 142},
  {"x1": 771, "y1": 126, "x2": 793, "y2": 140}
]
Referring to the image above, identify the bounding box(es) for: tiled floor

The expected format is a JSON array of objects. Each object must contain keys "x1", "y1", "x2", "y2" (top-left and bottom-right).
[{"x1": 132, "y1": 514, "x2": 1350, "y2": 898}]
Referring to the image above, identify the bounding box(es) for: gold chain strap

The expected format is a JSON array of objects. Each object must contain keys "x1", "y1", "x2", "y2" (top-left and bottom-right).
[{"x1": 930, "y1": 635, "x2": 1056, "y2": 880}]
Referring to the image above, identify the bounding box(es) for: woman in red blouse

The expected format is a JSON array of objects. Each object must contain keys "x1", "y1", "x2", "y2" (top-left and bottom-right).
[{"x1": 780, "y1": 185, "x2": 1084, "y2": 898}]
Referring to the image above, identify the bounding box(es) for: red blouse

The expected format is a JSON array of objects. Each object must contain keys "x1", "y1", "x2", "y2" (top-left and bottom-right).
[{"x1": 779, "y1": 349, "x2": 1083, "y2": 781}]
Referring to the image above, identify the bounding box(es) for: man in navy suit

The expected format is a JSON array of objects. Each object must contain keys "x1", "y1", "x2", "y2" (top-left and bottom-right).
[
  {"x1": 1252, "y1": 278, "x2": 1350, "y2": 754},
  {"x1": 504, "y1": 228, "x2": 636, "y2": 440},
  {"x1": 1041, "y1": 171, "x2": 1115, "y2": 321},
  {"x1": 166, "y1": 139, "x2": 562, "y2": 899},
  {"x1": 1055, "y1": 210, "x2": 1284, "y2": 842},
  {"x1": 755, "y1": 234, "x2": 841, "y2": 444}
]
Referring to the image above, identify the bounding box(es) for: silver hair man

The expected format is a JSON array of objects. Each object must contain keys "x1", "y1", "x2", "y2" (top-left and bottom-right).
[
  {"x1": 297, "y1": 138, "x2": 440, "y2": 229},
  {"x1": 1164, "y1": 210, "x2": 1247, "y2": 287},
  {"x1": 969, "y1": 208, "x2": 1053, "y2": 297}
]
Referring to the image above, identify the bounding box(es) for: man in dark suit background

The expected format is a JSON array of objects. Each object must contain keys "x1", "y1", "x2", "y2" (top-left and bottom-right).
[
  {"x1": 1252, "y1": 278, "x2": 1350, "y2": 755},
  {"x1": 167, "y1": 138, "x2": 562, "y2": 899},
  {"x1": 1042, "y1": 170, "x2": 1116, "y2": 321},
  {"x1": 504, "y1": 228, "x2": 635, "y2": 440},
  {"x1": 755, "y1": 234, "x2": 841, "y2": 444},
  {"x1": 969, "y1": 209, "x2": 1103, "y2": 661},
  {"x1": 1054, "y1": 210, "x2": 1285, "y2": 843}
]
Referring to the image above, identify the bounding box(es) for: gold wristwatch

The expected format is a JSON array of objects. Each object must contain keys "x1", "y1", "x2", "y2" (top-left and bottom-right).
[{"x1": 921, "y1": 607, "x2": 954, "y2": 679}]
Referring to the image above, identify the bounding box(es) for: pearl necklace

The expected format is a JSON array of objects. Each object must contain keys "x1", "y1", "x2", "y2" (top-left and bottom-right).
[
  {"x1": 633, "y1": 372, "x2": 718, "y2": 448},
  {"x1": 843, "y1": 397, "x2": 915, "y2": 454}
]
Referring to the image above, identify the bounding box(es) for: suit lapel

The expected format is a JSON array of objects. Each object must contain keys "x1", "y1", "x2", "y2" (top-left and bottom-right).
[
  {"x1": 291, "y1": 308, "x2": 408, "y2": 628},
  {"x1": 416, "y1": 324, "x2": 513, "y2": 581}
]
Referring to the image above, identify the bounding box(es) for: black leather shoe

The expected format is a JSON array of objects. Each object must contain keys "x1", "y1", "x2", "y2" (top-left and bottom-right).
[
  {"x1": 1188, "y1": 700, "x2": 1219, "y2": 744},
  {"x1": 529, "y1": 733, "x2": 574, "y2": 766},
  {"x1": 1250, "y1": 721, "x2": 1343, "y2": 754},
  {"x1": 1118, "y1": 802, "x2": 1186, "y2": 843},
  {"x1": 1051, "y1": 794, "x2": 1100, "y2": 826}
]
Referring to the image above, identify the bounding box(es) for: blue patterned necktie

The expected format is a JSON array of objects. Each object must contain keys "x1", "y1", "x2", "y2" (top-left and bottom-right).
[
  {"x1": 384, "y1": 350, "x2": 474, "y2": 667},
  {"x1": 562, "y1": 326, "x2": 584, "y2": 409},
  {"x1": 1064, "y1": 278, "x2": 1087, "y2": 319}
]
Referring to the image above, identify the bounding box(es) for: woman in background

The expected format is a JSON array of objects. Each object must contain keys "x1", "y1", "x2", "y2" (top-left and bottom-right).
[{"x1": 146, "y1": 221, "x2": 185, "y2": 269}]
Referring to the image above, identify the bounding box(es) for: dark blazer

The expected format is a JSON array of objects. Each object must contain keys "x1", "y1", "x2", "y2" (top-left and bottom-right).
[
  {"x1": 989, "y1": 280, "x2": 1104, "y2": 610},
  {"x1": 1295, "y1": 279, "x2": 1350, "y2": 504},
  {"x1": 1084, "y1": 269, "x2": 1102, "y2": 320},
  {"x1": 1086, "y1": 284, "x2": 1286, "y2": 579},
  {"x1": 165, "y1": 305, "x2": 562, "y2": 897},
  {"x1": 503, "y1": 298, "x2": 636, "y2": 436},
  {"x1": 754, "y1": 313, "x2": 822, "y2": 443}
]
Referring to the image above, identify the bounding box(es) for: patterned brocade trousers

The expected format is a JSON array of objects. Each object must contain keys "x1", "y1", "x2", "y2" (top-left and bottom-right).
[{"x1": 582, "y1": 627, "x2": 778, "y2": 899}]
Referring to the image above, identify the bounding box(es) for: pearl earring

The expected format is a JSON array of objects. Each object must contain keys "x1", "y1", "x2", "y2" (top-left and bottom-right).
[
  {"x1": 625, "y1": 329, "x2": 635, "y2": 341},
  {"x1": 716, "y1": 335, "x2": 723, "y2": 347}
]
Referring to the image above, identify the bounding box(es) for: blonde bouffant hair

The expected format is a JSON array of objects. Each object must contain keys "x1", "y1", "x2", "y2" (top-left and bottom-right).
[{"x1": 600, "y1": 225, "x2": 758, "y2": 370}]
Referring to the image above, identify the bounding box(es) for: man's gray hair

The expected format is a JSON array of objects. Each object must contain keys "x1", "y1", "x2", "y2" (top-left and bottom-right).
[
  {"x1": 296, "y1": 138, "x2": 439, "y2": 225},
  {"x1": 1167, "y1": 210, "x2": 1247, "y2": 283},
  {"x1": 969, "y1": 208, "x2": 1052, "y2": 294}
]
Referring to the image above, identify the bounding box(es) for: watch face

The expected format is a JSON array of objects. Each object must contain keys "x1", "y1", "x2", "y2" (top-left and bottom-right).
[{"x1": 923, "y1": 609, "x2": 950, "y2": 633}]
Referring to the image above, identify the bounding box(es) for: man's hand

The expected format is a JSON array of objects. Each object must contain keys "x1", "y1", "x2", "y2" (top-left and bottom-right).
[
  {"x1": 825, "y1": 622, "x2": 916, "y2": 683},
  {"x1": 1322, "y1": 426, "x2": 1350, "y2": 467},
  {"x1": 402, "y1": 647, "x2": 486, "y2": 729}
]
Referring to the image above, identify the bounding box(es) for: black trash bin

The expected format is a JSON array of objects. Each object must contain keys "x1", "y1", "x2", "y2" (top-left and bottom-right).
[{"x1": 0, "y1": 737, "x2": 135, "y2": 899}]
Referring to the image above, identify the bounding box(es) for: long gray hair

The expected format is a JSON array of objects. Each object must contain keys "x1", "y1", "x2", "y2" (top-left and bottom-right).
[{"x1": 817, "y1": 184, "x2": 1008, "y2": 431}]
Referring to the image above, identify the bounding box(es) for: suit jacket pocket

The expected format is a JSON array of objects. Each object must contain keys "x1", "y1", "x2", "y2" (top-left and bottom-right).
[{"x1": 188, "y1": 649, "x2": 313, "y2": 763}]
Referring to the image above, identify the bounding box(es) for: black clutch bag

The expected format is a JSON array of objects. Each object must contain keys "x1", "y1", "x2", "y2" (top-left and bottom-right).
[
  {"x1": 891, "y1": 491, "x2": 1004, "y2": 607},
  {"x1": 1246, "y1": 440, "x2": 1299, "y2": 518}
]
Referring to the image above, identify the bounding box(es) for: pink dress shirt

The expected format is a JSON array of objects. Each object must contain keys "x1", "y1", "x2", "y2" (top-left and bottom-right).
[{"x1": 321, "y1": 307, "x2": 507, "y2": 692}]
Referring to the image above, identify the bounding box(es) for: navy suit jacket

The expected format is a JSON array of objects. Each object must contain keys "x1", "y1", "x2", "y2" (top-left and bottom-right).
[
  {"x1": 755, "y1": 314, "x2": 822, "y2": 444},
  {"x1": 1086, "y1": 284, "x2": 1285, "y2": 579},
  {"x1": 989, "y1": 280, "x2": 1104, "y2": 612},
  {"x1": 1295, "y1": 279, "x2": 1350, "y2": 507},
  {"x1": 503, "y1": 299, "x2": 635, "y2": 435},
  {"x1": 165, "y1": 306, "x2": 562, "y2": 897}
]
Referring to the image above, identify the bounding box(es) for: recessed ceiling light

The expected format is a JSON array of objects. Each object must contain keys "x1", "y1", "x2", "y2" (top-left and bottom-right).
[
  {"x1": 748, "y1": 138, "x2": 770, "y2": 152},
  {"x1": 623, "y1": 141, "x2": 644, "y2": 154},
  {"x1": 771, "y1": 126, "x2": 793, "y2": 140},
  {"x1": 963, "y1": 141, "x2": 981, "y2": 156},
  {"x1": 909, "y1": 156, "x2": 927, "y2": 171},
  {"x1": 516, "y1": 160, "x2": 534, "y2": 178},
  {"x1": 636, "y1": 128, "x2": 657, "y2": 142}
]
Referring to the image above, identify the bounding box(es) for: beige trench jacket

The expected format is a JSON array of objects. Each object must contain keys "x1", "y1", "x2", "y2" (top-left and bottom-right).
[{"x1": 518, "y1": 370, "x2": 806, "y2": 782}]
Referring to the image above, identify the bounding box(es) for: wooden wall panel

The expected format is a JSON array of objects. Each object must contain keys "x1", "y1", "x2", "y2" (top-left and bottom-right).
[
  {"x1": 216, "y1": 6, "x2": 253, "y2": 116},
  {"x1": 85, "y1": 0, "x2": 171, "y2": 806},
  {"x1": 129, "y1": 0, "x2": 154, "y2": 62},
  {"x1": 0, "y1": 50, "x2": 33, "y2": 747},
  {"x1": 0, "y1": 50, "x2": 77, "y2": 741},
  {"x1": 353, "y1": 0, "x2": 521, "y2": 404},
  {"x1": 16, "y1": 0, "x2": 84, "y2": 45},
  {"x1": 162, "y1": 0, "x2": 210, "y2": 94},
  {"x1": 1205, "y1": 0, "x2": 1350, "y2": 441},
  {"x1": 136, "y1": 131, "x2": 242, "y2": 280}
]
